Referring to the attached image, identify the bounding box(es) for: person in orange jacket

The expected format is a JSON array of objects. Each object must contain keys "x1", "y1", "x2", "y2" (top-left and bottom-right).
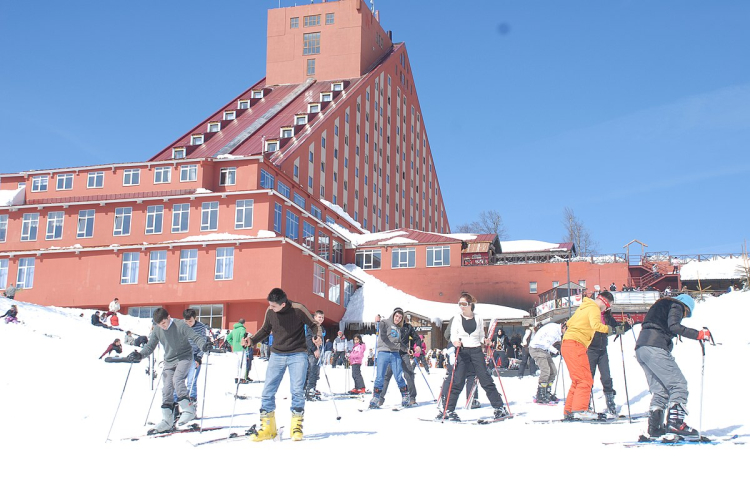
[{"x1": 561, "y1": 291, "x2": 613, "y2": 420}]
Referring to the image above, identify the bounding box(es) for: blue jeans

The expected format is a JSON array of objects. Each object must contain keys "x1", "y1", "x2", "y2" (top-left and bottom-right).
[
  {"x1": 373, "y1": 351, "x2": 405, "y2": 391},
  {"x1": 261, "y1": 352, "x2": 309, "y2": 413}
]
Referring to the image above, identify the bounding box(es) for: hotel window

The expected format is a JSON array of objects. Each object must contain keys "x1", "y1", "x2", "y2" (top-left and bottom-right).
[
  {"x1": 303, "y1": 221, "x2": 315, "y2": 250},
  {"x1": 113, "y1": 207, "x2": 132, "y2": 236},
  {"x1": 0, "y1": 259, "x2": 7, "y2": 290},
  {"x1": 310, "y1": 205, "x2": 322, "y2": 219},
  {"x1": 329, "y1": 272, "x2": 340, "y2": 304},
  {"x1": 308, "y1": 103, "x2": 320, "y2": 113},
  {"x1": 45, "y1": 211, "x2": 64, "y2": 240},
  {"x1": 223, "y1": 110, "x2": 236, "y2": 120},
  {"x1": 273, "y1": 203, "x2": 282, "y2": 233},
  {"x1": 281, "y1": 127, "x2": 294, "y2": 138},
  {"x1": 0, "y1": 214, "x2": 8, "y2": 242},
  {"x1": 325, "y1": 12, "x2": 335, "y2": 25},
  {"x1": 285, "y1": 210, "x2": 299, "y2": 241},
  {"x1": 332, "y1": 82, "x2": 343, "y2": 92},
  {"x1": 530, "y1": 282, "x2": 538, "y2": 294},
  {"x1": 260, "y1": 169, "x2": 275, "y2": 189},
  {"x1": 392, "y1": 247, "x2": 416, "y2": 269},
  {"x1": 215, "y1": 247, "x2": 234, "y2": 280},
  {"x1": 179, "y1": 249, "x2": 198, "y2": 282},
  {"x1": 295, "y1": 114, "x2": 308, "y2": 126},
  {"x1": 235, "y1": 199, "x2": 254, "y2": 229},
  {"x1": 154, "y1": 166, "x2": 171, "y2": 184},
  {"x1": 123, "y1": 168, "x2": 140, "y2": 186},
  {"x1": 77, "y1": 209, "x2": 95, "y2": 238},
  {"x1": 87, "y1": 171, "x2": 104, "y2": 189},
  {"x1": 172, "y1": 203, "x2": 190, "y2": 233},
  {"x1": 238, "y1": 100, "x2": 250, "y2": 109},
  {"x1": 293, "y1": 193, "x2": 306, "y2": 210},
  {"x1": 332, "y1": 240, "x2": 343, "y2": 264},
  {"x1": 56, "y1": 173, "x2": 73, "y2": 191},
  {"x1": 207, "y1": 122, "x2": 221, "y2": 133},
  {"x1": 17, "y1": 257, "x2": 35, "y2": 289},
  {"x1": 313, "y1": 263, "x2": 325, "y2": 297},
  {"x1": 266, "y1": 140, "x2": 279, "y2": 152},
  {"x1": 145, "y1": 205, "x2": 164, "y2": 234},
  {"x1": 21, "y1": 213, "x2": 39, "y2": 241},
  {"x1": 427, "y1": 246, "x2": 450, "y2": 267},
  {"x1": 303, "y1": 32, "x2": 321, "y2": 55},
  {"x1": 220, "y1": 167, "x2": 236, "y2": 186},
  {"x1": 290, "y1": 17, "x2": 299, "y2": 29},
  {"x1": 277, "y1": 180, "x2": 291, "y2": 198},
  {"x1": 188, "y1": 134, "x2": 203, "y2": 146},
  {"x1": 320, "y1": 92, "x2": 332, "y2": 102},
  {"x1": 318, "y1": 231, "x2": 329, "y2": 260},
  {"x1": 31, "y1": 175, "x2": 48, "y2": 192},
  {"x1": 172, "y1": 148, "x2": 186, "y2": 160},
  {"x1": 148, "y1": 250, "x2": 167, "y2": 284},
  {"x1": 201, "y1": 201, "x2": 219, "y2": 231},
  {"x1": 189, "y1": 304, "x2": 224, "y2": 330},
  {"x1": 121, "y1": 252, "x2": 140, "y2": 285},
  {"x1": 306, "y1": 59, "x2": 316, "y2": 76},
  {"x1": 251, "y1": 90, "x2": 264, "y2": 99},
  {"x1": 355, "y1": 249, "x2": 381, "y2": 270},
  {"x1": 180, "y1": 164, "x2": 198, "y2": 182},
  {"x1": 579, "y1": 280, "x2": 586, "y2": 288},
  {"x1": 343, "y1": 281, "x2": 354, "y2": 307},
  {"x1": 304, "y1": 14, "x2": 321, "y2": 27}
]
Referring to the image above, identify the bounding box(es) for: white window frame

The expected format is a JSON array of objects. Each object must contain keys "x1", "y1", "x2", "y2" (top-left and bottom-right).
[
  {"x1": 148, "y1": 250, "x2": 167, "y2": 284},
  {"x1": 238, "y1": 99, "x2": 250, "y2": 109},
  {"x1": 121, "y1": 252, "x2": 139, "y2": 285},
  {"x1": 123, "y1": 168, "x2": 140, "y2": 186},
  {"x1": 154, "y1": 166, "x2": 171, "y2": 184},
  {"x1": 251, "y1": 90, "x2": 264, "y2": 99},
  {"x1": 426, "y1": 245, "x2": 450, "y2": 267},
  {"x1": 215, "y1": 247, "x2": 234, "y2": 280},
  {"x1": 295, "y1": 114, "x2": 308, "y2": 126},
  {"x1": 172, "y1": 148, "x2": 186, "y2": 160},
  {"x1": 180, "y1": 164, "x2": 198, "y2": 182},
  {"x1": 355, "y1": 249, "x2": 381, "y2": 270},
  {"x1": 21, "y1": 213, "x2": 39, "y2": 241},
  {"x1": 145, "y1": 205, "x2": 164, "y2": 235},
  {"x1": 0, "y1": 259, "x2": 7, "y2": 290},
  {"x1": 0, "y1": 214, "x2": 8, "y2": 242},
  {"x1": 391, "y1": 247, "x2": 416, "y2": 269},
  {"x1": 45, "y1": 211, "x2": 64, "y2": 240},
  {"x1": 328, "y1": 272, "x2": 341, "y2": 304},
  {"x1": 281, "y1": 127, "x2": 294, "y2": 138},
  {"x1": 265, "y1": 140, "x2": 279, "y2": 152},
  {"x1": 77, "y1": 209, "x2": 95, "y2": 238},
  {"x1": 320, "y1": 92, "x2": 332, "y2": 102},
  {"x1": 220, "y1": 167, "x2": 237, "y2": 186},
  {"x1": 87, "y1": 171, "x2": 104, "y2": 189},
  {"x1": 31, "y1": 175, "x2": 48, "y2": 192},
  {"x1": 332, "y1": 82, "x2": 343, "y2": 92},
  {"x1": 207, "y1": 122, "x2": 220, "y2": 133},
  {"x1": 56, "y1": 173, "x2": 73, "y2": 191},
  {"x1": 235, "y1": 199, "x2": 254, "y2": 229},
  {"x1": 201, "y1": 201, "x2": 219, "y2": 231},
  {"x1": 307, "y1": 103, "x2": 320, "y2": 113},
  {"x1": 17, "y1": 257, "x2": 35, "y2": 289},
  {"x1": 223, "y1": 110, "x2": 236, "y2": 120},
  {"x1": 172, "y1": 203, "x2": 190, "y2": 233},
  {"x1": 313, "y1": 263, "x2": 325, "y2": 297},
  {"x1": 113, "y1": 207, "x2": 132, "y2": 237},
  {"x1": 179, "y1": 249, "x2": 198, "y2": 282},
  {"x1": 191, "y1": 134, "x2": 204, "y2": 146},
  {"x1": 530, "y1": 282, "x2": 538, "y2": 294},
  {"x1": 343, "y1": 281, "x2": 354, "y2": 307}
]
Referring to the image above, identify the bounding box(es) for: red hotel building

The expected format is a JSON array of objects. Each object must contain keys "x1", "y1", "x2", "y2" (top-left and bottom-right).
[{"x1": 0, "y1": 0, "x2": 450, "y2": 332}]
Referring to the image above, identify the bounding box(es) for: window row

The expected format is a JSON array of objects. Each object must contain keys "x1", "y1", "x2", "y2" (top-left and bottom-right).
[
  {"x1": 354, "y1": 246, "x2": 451, "y2": 270},
  {"x1": 0, "y1": 257, "x2": 35, "y2": 289},
  {"x1": 120, "y1": 247, "x2": 235, "y2": 285},
  {"x1": 312, "y1": 262, "x2": 355, "y2": 307}
]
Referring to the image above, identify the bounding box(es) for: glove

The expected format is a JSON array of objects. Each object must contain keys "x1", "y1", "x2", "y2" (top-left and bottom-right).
[
  {"x1": 126, "y1": 351, "x2": 142, "y2": 362},
  {"x1": 552, "y1": 341, "x2": 562, "y2": 351},
  {"x1": 203, "y1": 339, "x2": 214, "y2": 352},
  {"x1": 697, "y1": 328, "x2": 712, "y2": 341}
]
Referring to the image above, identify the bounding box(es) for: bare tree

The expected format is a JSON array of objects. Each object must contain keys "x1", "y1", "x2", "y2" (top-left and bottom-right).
[
  {"x1": 563, "y1": 207, "x2": 599, "y2": 256},
  {"x1": 454, "y1": 210, "x2": 508, "y2": 239}
]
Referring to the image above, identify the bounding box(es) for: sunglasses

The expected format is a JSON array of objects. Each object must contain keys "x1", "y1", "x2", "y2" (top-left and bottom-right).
[{"x1": 458, "y1": 301, "x2": 470, "y2": 307}]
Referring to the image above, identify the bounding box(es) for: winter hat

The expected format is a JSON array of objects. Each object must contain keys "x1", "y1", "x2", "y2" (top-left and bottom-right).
[
  {"x1": 392, "y1": 307, "x2": 404, "y2": 317},
  {"x1": 675, "y1": 294, "x2": 695, "y2": 317}
]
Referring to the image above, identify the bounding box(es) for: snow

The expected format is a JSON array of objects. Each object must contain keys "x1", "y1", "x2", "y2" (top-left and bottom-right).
[
  {"x1": 500, "y1": 239, "x2": 563, "y2": 253},
  {"x1": 680, "y1": 256, "x2": 746, "y2": 280},
  {"x1": 1, "y1": 292, "x2": 748, "y2": 498},
  {"x1": 0, "y1": 186, "x2": 25, "y2": 206},
  {"x1": 170, "y1": 231, "x2": 277, "y2": 243},
  {"x1": 320, "y1": 198, "x2": 364, "y2": 232}
]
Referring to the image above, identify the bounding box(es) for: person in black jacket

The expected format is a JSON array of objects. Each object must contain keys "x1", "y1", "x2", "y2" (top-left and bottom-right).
[
  {"x1": 379, "y1": 312, "x2": 418, "y2": 406},
  {"x1": 99, "y1": 338, "x2": 123, "y2": 359},
  {"x1": 635, "y1": 294, "x2": 712, "y2": 438},
  {"x1": 588, "y1": 311, "x2": 630, "y2": 414}
]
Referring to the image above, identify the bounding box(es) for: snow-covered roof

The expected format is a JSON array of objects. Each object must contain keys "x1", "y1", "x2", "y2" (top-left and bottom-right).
[
  {"x1": 680, "y1": 257, "x2": 746, "y2": 280},
  {"x1": 0, "y1": 187, "x2": 25, "y2": 207},
  {"x1": 499, "y1": 240, "x2": 565, "y2": 253}
]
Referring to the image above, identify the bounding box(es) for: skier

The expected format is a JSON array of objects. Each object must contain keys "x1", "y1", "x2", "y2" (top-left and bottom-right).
[
  {"x1": 240, "y1": 288, "x2": 322, "y2": 441},
  {"x1": 378, "y1": 313, "x2": 418, "y2": 407},
  {"x1": 179, "y1": 309, "x2": 208, "y2": 402},
  {"x1": 635, "y1": 294, "x2": 712, "y2": 438},
  {"x1": 227, "y1": 319, "x2": 253, "y2": 383},
  {"x1": 529, "y1": 321, "x2": 566, "y2": 404},
  {"x1": 347, "y1": 335, "x2": 367, "y2": 393},
  {"x1": 304, "y1": 310, "x2": 325, "y2": 401},
  {"x1": 126, "y1": 308, "x2": 212, "y2": 433},
  {"x1": 561, "y1": 291, "x2": 613, "y2": 420},
  {"x1": 369, "y1": 308, "x2": 411, "y2": 409},
  {"x1": 331, "y1": 330, "x2": 348, "y2": 368},
  {"x1": 438, "y1": 293, "x2": 509, "y2": 421}
]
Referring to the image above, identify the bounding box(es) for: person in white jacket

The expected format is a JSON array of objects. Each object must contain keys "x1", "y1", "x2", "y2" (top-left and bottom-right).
[
  {"x1": 437, "y1": 292, "x2": 509, "y2": 422},
  {"x1": 529, "y1": 321, "x2": 566, "y2": 404}
]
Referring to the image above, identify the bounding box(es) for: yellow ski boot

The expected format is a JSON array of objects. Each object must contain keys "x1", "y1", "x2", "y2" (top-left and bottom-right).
[
  {"x1": 291, "y1": 410, "x2": 304, "y2": 441},
  {"x1": 252, "y1": 410, "x2": 277, "y2": 442}
]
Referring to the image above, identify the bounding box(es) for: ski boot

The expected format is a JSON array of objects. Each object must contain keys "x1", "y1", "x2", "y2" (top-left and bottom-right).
[
  {"x1": 605, "y1": 391, "x2": 617, "y2": 415},
  {"x1": 176, "y1": 398, "x2": 196, "y2": 426},
  {"x1": 666, "y1": 403, "x2": 699, "y2": 439},
  {"x1": 546, "y1": 384, "x2": 559, "y2": 403},
  {"x1": 571, "y1": 410, "x2": 603, "y2": 421},
  {"x1": 534, "y1": 384, "x2": 549, "y2": 404},
  {"x1": 470, "y1": 398, "x2": 481, "y2": 409},
  {"x1": 437, "y1": 410, "x2": 460, "y2": 422},
  {"x1": 252, "y1": 410, "x2": 277, "y2": 442},
  {"x1": 368, "y1": 388, "x2": 382, "y2": 409},
  {"x1": 399, "y1": 386, "x2": 410, "y2": 407},
  {"x1": 151, "y1": 404, "x2": 176, "y2": 434},
  {"x1": 647, "y1": 408, "x2": 666, "y2": 438},
  {"x1": 291, "y1": 410, "x2": 304, "y2": 441},
  {"x1": 493, "y1": 406, "x2": 510, "y2": 420}
]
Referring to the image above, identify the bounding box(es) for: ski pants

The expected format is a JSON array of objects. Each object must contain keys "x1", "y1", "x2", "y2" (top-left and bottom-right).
[
  {"x1": 588, "y1": 347, "x2": 614, "y2": 394},
  {"x1": 517, "y1": 346, "x2": 538, "y2": 377},
  {"x1": 441, "y1": 357, "x2": 477, "y2": 405},
  {"x1": 331, "y1": 351, "x2": 347, "y2": 368},
  {"x1": 635, "y1": 345, "x2": 688, "y2": 411},
  {"x1": 351, "y1": 363, "x2": 365, "y2": 390},
  {"x1": 530, "y1": 347, "x2": 557, "y2": 385},
  {"x1": 304, "y1": 353, "x2": 321, "y2": 391},
  {"x1": 446, "y1": 347, "x2": 504, "y2": 412},
  {"x1": 381, "y1": 352, "x2": 416, "y2": 399},
  {"x1": 163, "y1": 359, "x2": 192, "y2": 406},
  {"x1": 562, "y1": 339, "x2": 593, "y2": 414},
  {"x1": 413, "y1": 354, "x2": 429, "y2": 372}
]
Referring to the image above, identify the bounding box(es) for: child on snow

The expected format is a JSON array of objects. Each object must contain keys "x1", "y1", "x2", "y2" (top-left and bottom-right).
[{"x1": 348, "y1": 335, "x2": 367, "y2": 394}]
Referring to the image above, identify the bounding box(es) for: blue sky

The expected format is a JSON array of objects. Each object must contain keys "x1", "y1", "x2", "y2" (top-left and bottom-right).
[{"x1": 1, "y1": 0, "x2": 748, "y2": 255}]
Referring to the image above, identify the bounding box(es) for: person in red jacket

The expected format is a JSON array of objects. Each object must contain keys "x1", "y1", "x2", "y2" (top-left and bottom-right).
[{"x1": 99, "y1": 338, "x2": 123, "y2": 359}]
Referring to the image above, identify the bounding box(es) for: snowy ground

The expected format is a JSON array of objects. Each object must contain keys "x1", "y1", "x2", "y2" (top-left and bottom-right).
[{"x1": 1, "y1": 293, "x2": 748, "y2": 498}]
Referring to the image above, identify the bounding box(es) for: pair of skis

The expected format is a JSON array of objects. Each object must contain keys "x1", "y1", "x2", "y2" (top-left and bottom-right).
[{"x1": 605, "y1": 433, "x2": 742, "y2": 447}]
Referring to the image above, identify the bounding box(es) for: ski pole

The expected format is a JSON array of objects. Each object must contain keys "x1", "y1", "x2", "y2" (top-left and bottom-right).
[
  {"x1": 320, "y1": 363, "x2": 341, "y2": 420},
  {"x1": 228, "y1": 349, "x2": 247, "y2": 432},
  {"x1": 198, "y1": 351, "x2": 210, "y2": 432},
  {"x1": 415, "y1": 362, "x2": 437, "y2": 401},
  {"x1": 144, "y1": 368, "x2": 165, "y2": 426},
  {"x1": 441, "y1": 346, "x2": 460, "y2": 421},
  {"x1": 105, "y1": 362, "x2": 134, "y2": 443},
  {"x1": 618, "y1": 328, "x2": 632, "y2": 422},
  {"x1": 485, "y1": 345, "x2": 512, "y2": 415}
]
